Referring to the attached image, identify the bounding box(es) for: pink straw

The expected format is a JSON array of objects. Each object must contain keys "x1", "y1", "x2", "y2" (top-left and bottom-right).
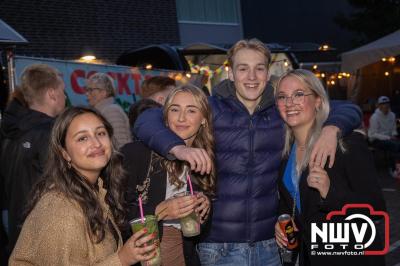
[
  {"x1": 138, "y1": 194, "x2": 145, "y2": 223},
  {"x1": 187, "y1": 173, "x2": 194, "y2": 195}
]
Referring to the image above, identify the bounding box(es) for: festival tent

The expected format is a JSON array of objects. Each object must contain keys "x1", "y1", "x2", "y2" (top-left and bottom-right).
[
  {"x1": 340, "y1": 30, "x2": 400, "y2": 105},
  {"x1": 341, "y1": 29, "x2": 400, "y2": 73},
  {"x1": 0, "y1": 19, "x2": 28, "y2": 45}
]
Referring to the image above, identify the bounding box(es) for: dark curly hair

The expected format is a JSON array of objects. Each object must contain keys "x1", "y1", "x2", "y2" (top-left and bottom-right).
[{"x1": 25, "y1": 106, "x2": 126, "y2": 243}]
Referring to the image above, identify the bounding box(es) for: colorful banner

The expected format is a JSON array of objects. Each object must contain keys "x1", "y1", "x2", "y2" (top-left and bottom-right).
[{"x1": 14, "y1": 56, "x2": 192, "y2": 111}]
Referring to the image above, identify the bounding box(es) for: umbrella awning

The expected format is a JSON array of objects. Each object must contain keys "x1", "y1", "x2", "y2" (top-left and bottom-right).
[
  {"x1": 341, "y1": 29, "x2": 400, "y2": 72},
  {"x1": 0, "y1": 19, "x2": 28, "y2": 45}
]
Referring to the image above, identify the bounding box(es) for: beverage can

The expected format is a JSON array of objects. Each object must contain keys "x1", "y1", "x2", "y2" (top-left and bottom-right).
[{"x1": 278, "y1": 214, "x2": 298, "y2": 250}]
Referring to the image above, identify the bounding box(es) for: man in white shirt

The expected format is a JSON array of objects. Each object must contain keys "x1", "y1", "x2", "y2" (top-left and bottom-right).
[{"x1": 368, "y1": 96, "x2": 400, "y2": 174}]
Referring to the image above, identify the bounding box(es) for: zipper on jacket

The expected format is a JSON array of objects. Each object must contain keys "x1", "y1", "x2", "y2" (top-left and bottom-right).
[{"x1": 246, "y1": 116, "x2": 255, "y2": 242}]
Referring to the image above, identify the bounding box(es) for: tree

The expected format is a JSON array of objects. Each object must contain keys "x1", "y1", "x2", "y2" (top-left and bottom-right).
[{"x1": 335, "y1": 0, "x2": 400, "y2": 46}]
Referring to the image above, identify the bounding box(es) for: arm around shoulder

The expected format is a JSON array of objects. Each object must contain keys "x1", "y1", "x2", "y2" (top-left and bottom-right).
[
  {"x1": 325, "y1": 100, "x2": 362, "y2": 136},
  {"x1": 133, "y1": 108, "x2": 184, "y2": 157}
]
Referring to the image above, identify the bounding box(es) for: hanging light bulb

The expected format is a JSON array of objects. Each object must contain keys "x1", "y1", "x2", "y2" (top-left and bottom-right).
[{"x1": 284, "y1": 60, "x2": 289, "y2": 67}]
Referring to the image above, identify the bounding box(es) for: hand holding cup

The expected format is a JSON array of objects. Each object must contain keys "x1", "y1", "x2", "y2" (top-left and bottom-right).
[
  {"x1": 118, "y1": 228, "x2": 156, "y2": 266},
  {"x1": 195, "y1": 192, "x2": 210, "y2": 223},
  {"x1": 166, "y1": 194, "x2": 196, "y2": 220}
]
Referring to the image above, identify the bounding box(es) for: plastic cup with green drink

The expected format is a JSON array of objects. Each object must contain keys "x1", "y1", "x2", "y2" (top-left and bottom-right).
[
  {"x1": 175, "y1": 191, "x2": 201, "y2": 237},
  {"x1": 130, "y1": 215, "x2": 162, "y2": 266}
]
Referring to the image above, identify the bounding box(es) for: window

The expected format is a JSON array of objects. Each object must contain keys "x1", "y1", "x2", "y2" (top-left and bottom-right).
[{"x1": 176, "y1": 0, "x2": 240, "y2": 24}]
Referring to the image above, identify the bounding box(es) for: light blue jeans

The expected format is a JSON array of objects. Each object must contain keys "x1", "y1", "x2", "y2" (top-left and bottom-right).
[{"x1": 197, "y1": 238, "x2": 280, "y2": 266}]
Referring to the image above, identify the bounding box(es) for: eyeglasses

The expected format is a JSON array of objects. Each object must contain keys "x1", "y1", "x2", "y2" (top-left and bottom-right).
[
  {"x1": 85, "y1": 87, "x2": 102, "y2": 94},
  {"x1": 275, "y1": 91, "x2": 314, "y2": 106}
]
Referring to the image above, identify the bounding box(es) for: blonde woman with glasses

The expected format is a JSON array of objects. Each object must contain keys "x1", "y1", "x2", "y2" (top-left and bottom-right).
[{"x1": 274, "y1": 69, "x2": 386, "y2": 266}]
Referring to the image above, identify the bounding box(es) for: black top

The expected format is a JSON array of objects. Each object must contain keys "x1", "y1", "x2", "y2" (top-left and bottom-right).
[
  {"x1": 278, "y1": 132, "x2": 386, "y2": 266},
  {"x1": 120, "y1": 140, "x2": 202, "y2": 266},
  {"x1": 0, "y1": 99, "x2": 54, "y2": 254}
]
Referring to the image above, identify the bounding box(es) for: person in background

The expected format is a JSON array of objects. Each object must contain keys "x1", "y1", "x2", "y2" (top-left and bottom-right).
[
  {"x1": 141, "y1": 76, "x2": 175, "y2": 105},
  {"x1": 368, "y1": 95, "x2": 400, "y2": 176},
  {"x1": 126, "y1": 76, "x2": 175, "y2": 138},
  {"x1": 200, "y1": 74, "x2": 211, "y2": 96},
  {"x1": 128, "y1": 99, "x2": 162, "y2": 139},
  {"x1": 0, "y1": 89, "x2": 27, "y2": 265},
  {"x1": 133, "y1": 39, "x2": 362, "y2": 265},
  {"x1": 10, "y1": 106, "x2": 156, "y2": 266},
  {"x1": 0, "y1": 64, "x2": 66, "y2": 257},
  {"x1": 121, "y1": 85, "x2": 213, "y2": 266},
  {"x1": 274, "y1": 69, "x2": 385, "y2": 266},
  {"x1": 86, "y1": 73, "x2": 131, "y2": 148}
]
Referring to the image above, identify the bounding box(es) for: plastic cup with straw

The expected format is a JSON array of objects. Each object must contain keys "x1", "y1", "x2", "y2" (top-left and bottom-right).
[
  {"x1": 129, "y1": 194, "x2": 162, "y2": 266},
  {"x1": 179, "y1": 173, "x2": 201, "y2": 237}
]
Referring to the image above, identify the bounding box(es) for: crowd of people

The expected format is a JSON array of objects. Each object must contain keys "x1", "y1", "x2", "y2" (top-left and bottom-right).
[{"x1": 0, "y1": 38, "x2": 387, "y2": 266}]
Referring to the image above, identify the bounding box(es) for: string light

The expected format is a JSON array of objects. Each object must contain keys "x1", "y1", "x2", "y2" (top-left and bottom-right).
[
  {"x1": 319, "y1": 44, "x2": 330, "y2": 51},
  {"x1": 145, "y1": 64, "x2": 152, "y2": 70},
  {"x1": 384, "y1": 71, "x2": 390, "y2": 76},
  {"x1": 185, "y1": 73, "x2": 191, "y2": 78},
  {"x1": 382, "y1": 58, "x2": 387, "y2": 62},
  {"x1": 175, "y1": 73, "x2": 183, "y2": 81},
  {"x1": 80, "y1": 55, "x2": 96, "y2": 62},
  {"x1": 313, "y1": 64, "x2": 318, "y2": 70},
  {"x1": 389, "y1": 57, "x2": 396, "y2": 62}
]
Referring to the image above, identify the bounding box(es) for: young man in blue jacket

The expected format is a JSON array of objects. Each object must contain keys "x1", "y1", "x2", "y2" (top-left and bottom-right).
[{"x1": 133, "y1": 39, "x2": 361, "y2": 265}]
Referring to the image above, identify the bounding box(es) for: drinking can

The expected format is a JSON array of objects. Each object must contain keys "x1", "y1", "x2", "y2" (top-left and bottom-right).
[{"x1": 278, "y1": 214, "x2": 298, "y2": 250}]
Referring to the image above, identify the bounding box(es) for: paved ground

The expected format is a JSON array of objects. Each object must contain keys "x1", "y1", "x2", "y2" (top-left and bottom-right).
[{"x1": 377, "y1": 168, "x2": 400, "y2": 266}]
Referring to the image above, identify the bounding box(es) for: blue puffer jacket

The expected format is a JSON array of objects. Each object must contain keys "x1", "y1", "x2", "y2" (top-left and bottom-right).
[{"x1": 134, "y1": 79, "x2": 362, "y2": 243}]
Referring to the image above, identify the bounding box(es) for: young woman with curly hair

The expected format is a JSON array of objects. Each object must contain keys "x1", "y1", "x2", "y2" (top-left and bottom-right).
[{"x1": 10, "y1": 106, "x2": 156, "y2": 266}]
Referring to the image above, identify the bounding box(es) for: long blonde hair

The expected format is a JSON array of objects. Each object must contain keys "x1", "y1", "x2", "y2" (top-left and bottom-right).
[
  {"x1": 276, "y1": 69, "x2": 330, "y2": 174},
  {"x1": 162, "y1": 84, "x2": 216, "y2": 195}
]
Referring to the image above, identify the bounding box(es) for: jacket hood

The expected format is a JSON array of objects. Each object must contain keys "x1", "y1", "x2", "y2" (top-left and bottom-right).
[
  {"x1": 0, "y1": 99, "x2": 53, "y2": 139},
  {"x1": 212, "y1": 79, "x2": 276, "y2": 111}
]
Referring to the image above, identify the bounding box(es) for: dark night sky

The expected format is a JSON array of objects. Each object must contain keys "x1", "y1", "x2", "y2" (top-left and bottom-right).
[{"x1": 241, "y1": 0, "x2": 356, "y2": 51}]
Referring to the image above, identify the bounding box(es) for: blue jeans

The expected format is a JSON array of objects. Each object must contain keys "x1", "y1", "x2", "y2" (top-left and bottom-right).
[{"x1": 197, "y1": 238, "x2": 280, "y2": 266}]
